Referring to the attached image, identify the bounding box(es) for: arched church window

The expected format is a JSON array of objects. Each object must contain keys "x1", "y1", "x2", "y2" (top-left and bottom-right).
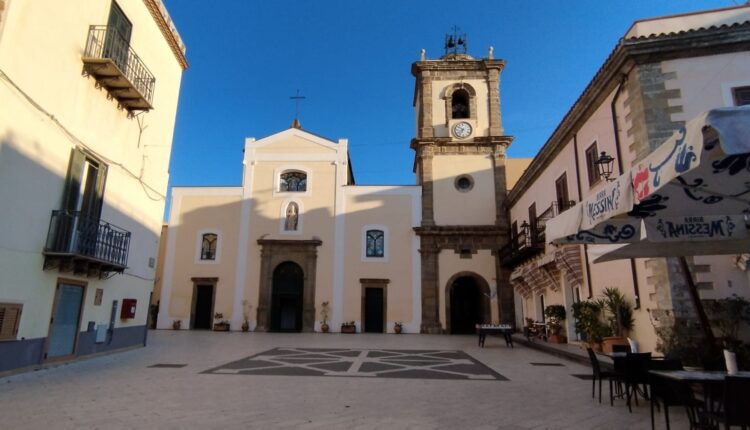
[
  {"x1": 451, "y1": 89, "x2": 470, "y2": 119},
  {"x1": 285, "y1": 202, "x2": 299, "y2": 231},
  {"x1": 365, "y1": 229, "x2": 385, "y2": 258},
  {"x1": 201, "y1": 233, "x2": 217, "y2": 260},
  {"x1": 279, "y1": 171, "x2": 307, "y2": 192}
]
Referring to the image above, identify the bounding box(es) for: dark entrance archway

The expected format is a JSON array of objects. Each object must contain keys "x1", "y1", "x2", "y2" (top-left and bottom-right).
[
  {"x1": 270, "y1": 262, "x2": 304, "y2": 332},
  {"x1": 446, "y1": 273, "x2": 491, "y2": 334}
]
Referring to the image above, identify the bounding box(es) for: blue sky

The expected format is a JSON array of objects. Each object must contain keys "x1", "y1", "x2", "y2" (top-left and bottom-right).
[{"x1": 162, "y1": 0, "x2": 735, "y2": 193}]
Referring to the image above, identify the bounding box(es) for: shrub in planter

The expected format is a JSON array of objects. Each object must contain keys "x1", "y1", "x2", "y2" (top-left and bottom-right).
[
  {"x1": 572, "y1": 300, "x2": 610, "y2": 348},
  {"x1": 544, "y1": 304, "x2": 567, "y2": 343}
]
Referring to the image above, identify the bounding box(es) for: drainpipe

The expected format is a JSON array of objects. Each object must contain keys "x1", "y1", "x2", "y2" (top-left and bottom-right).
[
  {"x1": 610, "y1": 74, "x2": 641, "y2": 309},
  {"x1": 571, "y1": 133, "x2": 593, "y2": 299}
]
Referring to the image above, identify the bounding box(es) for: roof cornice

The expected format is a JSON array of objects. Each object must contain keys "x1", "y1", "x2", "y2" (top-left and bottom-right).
[
  {"x1": 508, "y1": 21, "x2": 750, "y2": 204},
  {"x1": 143, "y1": 0, "x2": 188, "y2": 70}
]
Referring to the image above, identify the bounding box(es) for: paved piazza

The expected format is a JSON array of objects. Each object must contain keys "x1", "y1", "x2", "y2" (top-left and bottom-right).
[{"x1": 0, "y1": 331, "x2": 688, "y2": 429}]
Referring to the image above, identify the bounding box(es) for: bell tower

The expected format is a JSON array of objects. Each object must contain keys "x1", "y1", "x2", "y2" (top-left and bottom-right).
[{"x1": 411, "y1": 35, "x2": 514, "y2": 333}]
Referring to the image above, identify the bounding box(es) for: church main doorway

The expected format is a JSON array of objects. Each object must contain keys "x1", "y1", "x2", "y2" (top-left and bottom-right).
[
  {"x1": 270, "y1": 262, "x2": 304, "y2": 332},
  {"x1": 449, "y1": 276, "x2": 483, "y2": 334}
]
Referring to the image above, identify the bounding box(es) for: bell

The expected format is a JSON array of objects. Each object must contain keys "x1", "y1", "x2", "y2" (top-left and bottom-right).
[
  {"x1": 447, "y1": 36, "x2": 455, "y2": 48},
  {"x1": 457, "y1": 37, "x2": 464, "y2": 46}
]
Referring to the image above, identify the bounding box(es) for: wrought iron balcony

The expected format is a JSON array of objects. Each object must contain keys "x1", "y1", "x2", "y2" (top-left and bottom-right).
[
  {"x1": 43, "y1": 210, "x2": 131, "y2": 277},
  {"x1": 501, "y1": 200, "x2": 577, "y2": 268},
  {"x1": 82, "y1": 25, "x2": 155, "y2": 112}
]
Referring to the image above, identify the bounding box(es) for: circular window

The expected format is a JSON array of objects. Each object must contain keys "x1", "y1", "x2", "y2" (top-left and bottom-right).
[{"x1": 454, "y1": 175, "x2": 474, "y2": 192}]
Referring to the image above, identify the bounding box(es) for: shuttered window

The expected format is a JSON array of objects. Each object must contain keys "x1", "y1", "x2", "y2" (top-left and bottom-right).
[
  {"x1": 733, "y1": 86, "x2": 750, "y2": 106},
  {"x1": 0, "y1": 303, "x2": 22, "y2": 341}
]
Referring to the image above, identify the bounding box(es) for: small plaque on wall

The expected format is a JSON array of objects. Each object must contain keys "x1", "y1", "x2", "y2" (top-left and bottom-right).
[{"x1": 94, "y1": 288, "x2": 103, "y2": 306}]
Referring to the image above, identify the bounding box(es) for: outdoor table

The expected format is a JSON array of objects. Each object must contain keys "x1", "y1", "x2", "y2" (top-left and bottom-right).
[
  {"x1": 649, "y1": 370, "x2": 750, "y2": 415},
  {"x1": 476, "y1": 324, "x2": 513, "y2": 348}
]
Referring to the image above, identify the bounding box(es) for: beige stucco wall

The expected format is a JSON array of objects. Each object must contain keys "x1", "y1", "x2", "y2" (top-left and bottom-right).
[
  {"x1": 0, "y1": 0, "x2": 184, "y2": 341},
  {"x1": 341, "y1": 186, "x2": 421, "y2": 333},
  {"x1": 432, "y1": 154, "x2": 496, "y2": 225}
]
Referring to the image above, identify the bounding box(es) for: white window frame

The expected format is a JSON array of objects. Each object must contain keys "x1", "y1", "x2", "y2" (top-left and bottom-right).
[
  {"x1": 362, "y1": 224, "x2": 389, "y2": 263},
  {"x1": 273, "y1": 166, "x2": 312, "y2": 197},
  {"x1": 195, "y1": 229, "x2": 221, "y2": 264},
  {"x1": 279, "y1": 199, "x2": 304, "y2": 235}
]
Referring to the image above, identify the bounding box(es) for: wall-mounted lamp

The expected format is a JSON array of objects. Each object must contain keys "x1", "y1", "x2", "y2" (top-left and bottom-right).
[{"x1": 595, "y1": 151, "x2": 616, "y2": 182}]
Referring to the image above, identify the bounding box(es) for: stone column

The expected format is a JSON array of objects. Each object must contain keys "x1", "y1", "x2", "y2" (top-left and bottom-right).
[
  {"x1": 419, "y1": 76, "x2": 433, "y2": 138},
  {"x1": 419, "y1": 149, "x2": 435, "y2": 226},
  {"x1": 302, "y1": 247, "x2": 318, "y2": 332},
  {"x1": 420, "y1": 240, "x2": 442, "y2": 333},
  {"x1": 487, "y1": 68, "x2": 503, "y2": 136},
  {"x1": 492, "y1": 147, "x2": 509, "y2": 226},
  {"x1": 495, "y1": 256, "x2": 515, "y2": 325},
  {"x1": 255, "y1": 245, "x2": 272, "y2": 331}
]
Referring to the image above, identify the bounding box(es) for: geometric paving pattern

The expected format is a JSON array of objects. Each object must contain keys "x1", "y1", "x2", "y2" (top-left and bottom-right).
[
  {"x1": 203, "y1": 347, "x2": 508, "y2": 381},
  {"x1": 148, "y1": 363, "x2": 187, "y2": 368}
]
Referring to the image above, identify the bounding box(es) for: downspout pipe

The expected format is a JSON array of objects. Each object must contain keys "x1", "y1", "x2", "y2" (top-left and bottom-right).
[
  {"x1": 610, "y1": 74, "x2": 641, "y2": 309},
  {"x1": 571, "y1": 133, "x2": 593, "y2": 299}
]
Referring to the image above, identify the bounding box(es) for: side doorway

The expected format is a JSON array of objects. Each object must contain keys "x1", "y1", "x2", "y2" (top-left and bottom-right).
[
  {"x1": 45, "y1": 280, "x2": 86, "y2": 362},
  {"x1": 191, "y1": 280, "x2": 215, "y2": 330},
  {"x1": 363, "y1": 286, "x2": 386, "y2": 333}
]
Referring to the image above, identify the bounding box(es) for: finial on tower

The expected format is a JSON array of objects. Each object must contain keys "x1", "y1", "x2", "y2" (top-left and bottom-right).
[
  {"x1": 488, "y1": 46, "x2": 494, "y2": 60},
  {"x1": 420, "y1": 48, "x2": 426, "y2": 62}
]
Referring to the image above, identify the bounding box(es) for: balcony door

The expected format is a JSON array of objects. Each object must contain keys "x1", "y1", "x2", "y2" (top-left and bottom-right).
[{"x1": 104, "y1": 2, "x2": 132, "y2": 72}]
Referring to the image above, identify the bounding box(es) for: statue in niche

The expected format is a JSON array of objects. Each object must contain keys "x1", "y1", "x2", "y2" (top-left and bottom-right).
[{"x1": 285, "y1": 202, "x2": 298, "y2": 231}]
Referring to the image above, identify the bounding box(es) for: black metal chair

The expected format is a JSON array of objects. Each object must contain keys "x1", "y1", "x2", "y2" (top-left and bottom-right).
[
  {"x1": 703, "y1": 376, "x2": 750, "y2": 429},
  {"x1": 612, "y1": 344, "x2": 630, "y2": 353},
  {"x1": 649, "y1": 359, "x2": 701, "y2": 430},
  {"x1": 586, "y1": 347, "x2": 621, "y2": 405},
  {"x1": 623, "y1": 352, "x2": 652, "y2": 412}
]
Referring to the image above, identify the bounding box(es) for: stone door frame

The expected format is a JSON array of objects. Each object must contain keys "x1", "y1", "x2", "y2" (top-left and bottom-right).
[
  {"x1": 444, "y1": 271, "x2": 491, "y2": 334},
  {"x1": 256, "y1": 238, "x2": 321, "y2": 332}
]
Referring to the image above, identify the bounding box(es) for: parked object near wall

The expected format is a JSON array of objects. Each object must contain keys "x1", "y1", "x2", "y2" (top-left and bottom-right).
[{"x1": 544, "y1": 305, "x2": 567, "y2": 343}]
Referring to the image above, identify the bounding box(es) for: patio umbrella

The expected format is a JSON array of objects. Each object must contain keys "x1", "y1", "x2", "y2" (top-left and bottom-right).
[{"x1": 547, "y1": 106, "x2": 750, "y2": 249}]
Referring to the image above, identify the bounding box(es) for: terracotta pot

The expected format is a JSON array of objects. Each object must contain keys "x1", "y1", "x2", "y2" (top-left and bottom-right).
[
  {"x1": 321, "y1": 323, "x2": 329, "y2": 333},
  {"x1": 341, "y1": 325, "x2": 356, "y2": 334},
  {"x1": 602, "y1": 336, "x2": 629, "y2": 353},
  {"x1": 241, "y1": 321, "x2": 250, "y2": 332},
  {"x1": 548, "y1": 334, "x2": 567, "y2": 344},
  {"x1": 213, "y1": 323, "x2": 230, "y2": 332},
  {"x1": 394, "y1": 325, "x2": 402, "y2": 334},
  {"x1": 172, "y1": 320, "x2": 181, "y2": 330}
]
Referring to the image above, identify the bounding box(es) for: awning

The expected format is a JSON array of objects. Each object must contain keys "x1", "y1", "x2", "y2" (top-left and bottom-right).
[{"x1": 546, "y1": 106, "x2": 750, "y2": 257}]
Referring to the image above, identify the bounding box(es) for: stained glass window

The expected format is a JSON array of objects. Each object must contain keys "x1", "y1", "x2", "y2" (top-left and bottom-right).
[
  {"x1": 279, "y1": 171, "x2": 307, "y2": 192},
  {"x1": 201, "y1": 233, "x2": 217, "y2": 260},
  {"x1": 366, "y1": 230, "x2": 384, "y2": 258}
]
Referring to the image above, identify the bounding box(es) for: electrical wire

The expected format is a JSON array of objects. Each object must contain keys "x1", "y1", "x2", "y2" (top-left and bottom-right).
[{"x1": 0, "y1": 68, "x2": 167, "y2": 200}]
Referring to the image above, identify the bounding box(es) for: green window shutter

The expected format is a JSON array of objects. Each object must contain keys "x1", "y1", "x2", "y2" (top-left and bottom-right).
[
  {"x1": 93, "y1": 163, "x2": 108, "y2": 219},
  {"x1": 61, "y1": 148, "x2": 86, "y2": 212}
]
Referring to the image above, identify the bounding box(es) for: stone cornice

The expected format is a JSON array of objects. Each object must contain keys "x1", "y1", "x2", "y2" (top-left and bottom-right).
[
  {"x1": 508, "y1": 21, "x2": 750, "y2": 204},
  {"x1": 257, "y1": 238, "x2": 323, "y2": 247},
  {"x1": 143, "y1": 0, "x2": 188, "y2": 70},
  {"x1": 410, "y1": 136, "x2": 514, "y2": 151}
]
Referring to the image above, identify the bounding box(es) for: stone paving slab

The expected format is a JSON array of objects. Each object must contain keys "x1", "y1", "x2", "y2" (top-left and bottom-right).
[{"x1": 0, "y1": 331, "x2": 690, "y2": 429}]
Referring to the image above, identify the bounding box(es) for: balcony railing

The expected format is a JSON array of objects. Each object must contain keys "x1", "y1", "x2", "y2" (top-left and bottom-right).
[
  {"x1": 82, "y1": 25, "x2": 155, "y2": 112},
  {"x1": 43, "y1": 210, "x2": 130, "y2": 276},
  {"x1": 501, "y1": 200, "x2": 577, "y2": 268}
]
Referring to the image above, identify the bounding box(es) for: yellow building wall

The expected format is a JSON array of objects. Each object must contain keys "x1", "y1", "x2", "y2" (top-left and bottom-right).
[{"x1": 432, "y1": 155, "x2": 496, "y2": 225}]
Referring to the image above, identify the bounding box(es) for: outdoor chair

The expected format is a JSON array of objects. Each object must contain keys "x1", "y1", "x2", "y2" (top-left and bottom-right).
[
  {"x1": 623, "y1": 352, "x2": 652, "y2": 412},
  {"x1": 649, "y1": 360, "x2": 702, "y2": 430},
  {"x1": 587, "y1": 347, "x2": 621, "y2": 405},
  {"x1": 612, "y1": 344, "x2": 630, "y2": 353},
  {"x1": 702, "y1": 376, "x2": 750, "y2": 429}
]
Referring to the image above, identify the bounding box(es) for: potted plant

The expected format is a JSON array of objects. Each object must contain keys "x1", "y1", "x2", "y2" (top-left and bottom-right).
[
  {"x1": 704, "y1": 295, "x2": 750, "y2": 372},
  {"x1": 241, "y1": 300, "x2": 251, "y2": 332},
  {"x1": 394, "y1": 322, "x2": 403, "y2": 334},
  {"x1": 544, "y1": 304, "x2": 567, "y2": 343},
  {"x1": 320, "y1": 301, "x2": 330, "y2": 333},
  {"x1": 172, "y1": 319, "x2": 181, "y2": 330},
  {"x1": 341, "y1": 321, "x2": 356, "y2": 334},
  {"x1": 598, "y1": 288, "x2": 634, "y2": 353},
  {"x1": 572, "y1": 300, "x2": 610, "y2": 351},
  {"x1": 213, "y1": 312, "x2": 230, "y2": 331}
]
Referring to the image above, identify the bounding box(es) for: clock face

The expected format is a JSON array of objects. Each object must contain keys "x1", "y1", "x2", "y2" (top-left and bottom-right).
[{"x1": 453, "y1": 121, "x2": 472, "y2": 138}]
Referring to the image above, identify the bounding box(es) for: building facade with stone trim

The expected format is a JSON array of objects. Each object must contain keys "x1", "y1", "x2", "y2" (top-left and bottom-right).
[
  {"x1": 155, "y1": 50, "x2": 532, "y2": 335},
  {"x1": 505, "y1": 5, "x2": 750, "y2": 353},
  {"x1": 0, "y1": 0, "x2": 186, "y2": 374}
]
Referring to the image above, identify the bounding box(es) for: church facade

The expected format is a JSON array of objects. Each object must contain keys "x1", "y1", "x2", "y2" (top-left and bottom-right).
[{"x1": 155, "y1": 49, "x2": 530, "y2": 334}]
